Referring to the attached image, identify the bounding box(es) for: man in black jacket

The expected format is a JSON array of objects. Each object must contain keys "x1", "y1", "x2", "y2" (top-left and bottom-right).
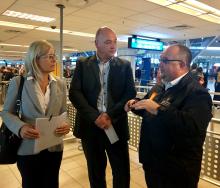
[
  {"x1": 125, "y1": 44, "x2": 212, "y2": 188},
  {"x1": 69, "y1": 27, "x2": 136, "y2": 188}
]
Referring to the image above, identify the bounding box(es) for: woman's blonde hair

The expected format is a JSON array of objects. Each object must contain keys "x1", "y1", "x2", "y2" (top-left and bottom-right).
[{"x1": 25, "y1": 40, "x2": 54, "y2": 81}]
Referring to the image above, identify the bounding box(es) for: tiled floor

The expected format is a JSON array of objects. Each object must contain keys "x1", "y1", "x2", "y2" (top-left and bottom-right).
[{"x1": 0, "y1": 138, "x2": 219, "y2": 188}]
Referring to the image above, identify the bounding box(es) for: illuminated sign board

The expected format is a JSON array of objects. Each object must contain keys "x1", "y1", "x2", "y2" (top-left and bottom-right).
[{"x1": 128, "y1": 36, "x2": 164, "y2": 51}]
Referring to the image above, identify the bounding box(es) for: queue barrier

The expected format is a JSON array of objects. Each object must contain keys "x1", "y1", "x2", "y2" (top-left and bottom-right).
[
  {"x1": 201, "y1": 131, "x2": 220, "y2": 185},
  {"x1": 67, "y1": 103, "x2": 220, "y2": 186}
]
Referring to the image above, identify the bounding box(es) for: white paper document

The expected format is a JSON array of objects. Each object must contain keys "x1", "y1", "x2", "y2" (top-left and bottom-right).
[
  {"x1": 104, "y1": 125, "x2": 119, "y2": 144},
  {"x1": 34, "y1": 113, "x2": 67, "y2": 153}
]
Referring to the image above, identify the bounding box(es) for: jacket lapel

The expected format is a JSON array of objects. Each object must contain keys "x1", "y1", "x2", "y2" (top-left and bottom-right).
[
  {"x1": 45, "y1": 81, "x2": 57, "y2": 116},
  {"x1": 25, "y1": 78, "x2": 43, "y2": 113},
  {"x1": 108, "y1": 58, "x2": 117, "y2": 88},
  {"x1": 90, "y1": 56, "x2": 100, "y2": 84}
]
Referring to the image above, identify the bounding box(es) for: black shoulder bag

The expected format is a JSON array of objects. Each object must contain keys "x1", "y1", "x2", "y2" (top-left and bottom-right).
[{"x1": 0, "y1": 76, "x2": 24, "y2": 164}]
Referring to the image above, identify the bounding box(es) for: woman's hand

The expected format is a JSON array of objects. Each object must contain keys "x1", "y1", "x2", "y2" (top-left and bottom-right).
[
  {"x1": 19, "y1": 124, "x2": 40, "y2": 139},
  {"x1": 55, "y1": 122, "x2": 70, "y2": 136}
]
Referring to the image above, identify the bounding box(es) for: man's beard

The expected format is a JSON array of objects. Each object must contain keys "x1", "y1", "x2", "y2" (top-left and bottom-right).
[{"x1": 160, "y1": 73, "x2": 168, "y2": 82}]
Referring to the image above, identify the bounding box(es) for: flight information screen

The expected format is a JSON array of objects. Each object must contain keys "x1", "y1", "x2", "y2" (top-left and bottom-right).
[{"x1": 128, "y1": 36, "x2": 164, "y2": 51}]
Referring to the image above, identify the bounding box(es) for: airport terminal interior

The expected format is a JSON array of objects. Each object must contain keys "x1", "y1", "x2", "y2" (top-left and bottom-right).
[{"x1": 1, "y1": 0, "x2": 220, "y2": 187}]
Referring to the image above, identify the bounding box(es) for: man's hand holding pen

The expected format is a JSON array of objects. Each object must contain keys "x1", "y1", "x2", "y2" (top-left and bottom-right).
[
  {"x1": 95, "y1": 112, "x2": 112, "y2": 130},
  {"x1": 124, "y1": 99, "x2": 138, "y2": 112},
  {"x1": 124, "y1": 92, "x2": 160, "y2": 115},
  {"x1": 131, "y1": 99, "x2": 160, "y2": 115}
]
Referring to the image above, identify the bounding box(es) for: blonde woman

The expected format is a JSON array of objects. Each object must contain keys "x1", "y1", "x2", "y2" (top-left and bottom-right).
[{"x1": 1, "y1": 40, "x2": 70, "y2": 188}]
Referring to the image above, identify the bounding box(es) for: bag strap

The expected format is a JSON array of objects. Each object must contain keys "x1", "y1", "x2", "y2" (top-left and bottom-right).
[{"x1": 15, "y1": 76, "x2": 25, "y2": 115}]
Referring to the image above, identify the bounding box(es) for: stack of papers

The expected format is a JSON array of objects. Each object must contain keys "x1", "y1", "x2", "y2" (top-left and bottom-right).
[{"x1": 34, "y1": 113, "x2": 67, "y2": 153}]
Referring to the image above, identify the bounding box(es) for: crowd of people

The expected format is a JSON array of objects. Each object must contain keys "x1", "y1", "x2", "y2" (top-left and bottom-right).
[
  {"x1": 1, "y1": 26, "x2": 213, "y2": 188},
  {"x1": 0, "y1": 65, "x2": 25, "y2": 81}
]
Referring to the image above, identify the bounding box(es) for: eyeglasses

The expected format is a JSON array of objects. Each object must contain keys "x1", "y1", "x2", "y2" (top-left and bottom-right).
[
  {"x1": 159, "y1": 58, "x2": 184, "y2": 64},
  {"x1": 40, "y1": 54, "x2": 57, "y2": 60}
]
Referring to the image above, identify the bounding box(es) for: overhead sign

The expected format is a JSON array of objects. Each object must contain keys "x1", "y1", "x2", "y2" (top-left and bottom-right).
[{"x1": 128, "y1": 36, "x2": 164, "y2": 51}]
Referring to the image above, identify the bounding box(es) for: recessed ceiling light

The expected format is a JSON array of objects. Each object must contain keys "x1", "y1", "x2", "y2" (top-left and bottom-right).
[{"x1": 2, "y1": 10, "x2": 55, "y2": 23}]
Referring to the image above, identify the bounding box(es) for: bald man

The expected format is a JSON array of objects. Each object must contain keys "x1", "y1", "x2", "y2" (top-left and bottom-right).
[
  {"x1": 125, "y1": 44, "x2": 212, "y2": 188},
  {"x1": 69, "y1": 27, "x2": 136, "y2": 188}
]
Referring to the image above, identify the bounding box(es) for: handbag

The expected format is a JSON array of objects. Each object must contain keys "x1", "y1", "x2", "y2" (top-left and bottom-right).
[{"x1": 0, "y1": 76, "x2": 24, "y2": 164}]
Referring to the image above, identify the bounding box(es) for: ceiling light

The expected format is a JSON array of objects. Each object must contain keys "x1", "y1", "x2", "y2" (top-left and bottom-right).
[
  {"x1": 0, "y1": 21, "x2": 35, "y2": 29},
  {"x1": 146, "y1": 0, "x2": 173, "y2": 6},
  {"x1": 184, "y1": 0, "x2": 216, "y2": 13},
  {"x1": 168, "y1": 3, "x2": 202, "y2": 16},
  {"x1": 0, "y1": 54, "x2": 23, "y2": 57},
  {"x1": 2, "y1": 10, "x2": 55, "y2": 23},
  {"x1": 184, "y1": 1, "x2": 220, "y2": 17},
  {"x1": 63, "y1": 48, "x2": 78, "y2": 52},
  {"x1": 145, "y1": 0, "x2": 220, "y2": 24},
  {"x1": 178, "y1": 2, "x2": 206, "y2": 14},
  {"x1": 198, "y1": 14, "x2": 220, "y2": 24},
  {"x1": 0, "y1": 20, "x2": 95, "y2": 38},
  {"x1": 0, "y1": 43, "x2": 79, "y2": 52},
  {"x1": 0, "y1": 43, "x2": 29, "y2": 47},
  {"x1": 0, "y1": 50, "x2": 26, "y2": 53},
  {"x1": 0, "y1": 20, "x2": 127, "y2": 42},
  {"x1": 36, "y1": 26, "x2": 95, "y2": 38}
]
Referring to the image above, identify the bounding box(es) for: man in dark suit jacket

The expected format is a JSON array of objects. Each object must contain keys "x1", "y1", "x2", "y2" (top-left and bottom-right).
[
  {"x1": 125, "y1": 44, "x2": 212, "y2": 188},
  {"x1": 69, "y1": 27, "x2": 136, "y2": 188}
]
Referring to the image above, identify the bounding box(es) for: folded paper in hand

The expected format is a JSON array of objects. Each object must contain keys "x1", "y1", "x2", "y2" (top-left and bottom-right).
[{"x1": 104, "y1": 125, "x2": 119, "y2": 144}]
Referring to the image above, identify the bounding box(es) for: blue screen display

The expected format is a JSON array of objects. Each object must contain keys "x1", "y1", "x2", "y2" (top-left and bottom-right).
[{"x1": 128, "y1": 37, "x2": 164, "y2": 51}]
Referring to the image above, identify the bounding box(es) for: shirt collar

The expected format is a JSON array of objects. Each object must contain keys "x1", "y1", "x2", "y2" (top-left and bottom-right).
[
  {"x1": 164, "y1": 72, "x2": 188, "y2": 90},
  {"x1": 96, "y1": 53, "x2": 113, "y2": 64},
  {"x1": 49, "y1": 74, "x2": 57, "y2": 82}
]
